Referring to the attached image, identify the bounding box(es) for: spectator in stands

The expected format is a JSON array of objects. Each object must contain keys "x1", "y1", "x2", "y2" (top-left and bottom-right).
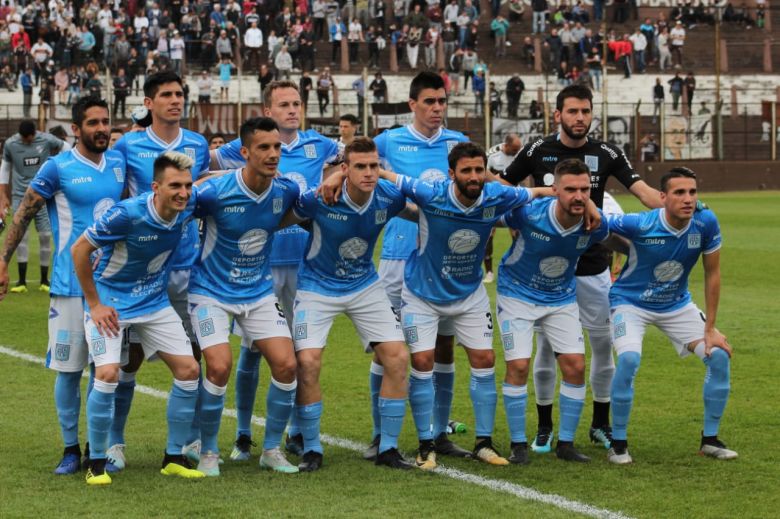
[
  {"x1": 465, "y1": 22, "x2": 480, "y2": 51},
  {"x1": 653, "y1": 77, "x2": 664, "y2": 123},
  {"x1": 461, "y1": 47, "x2": 478, "y2": 91},
  {"x1": 657, "y1": 26, "x2": 671, "y2": 71},
  {"x1": 473, "y1": 68, "x2": 485, "y2": 116},
  {"x1": 698, "y1": 101, "x2": 711, "y2": 115},
  {"x1": 508, "y1": 0, "x2": 526, "y2": 22},
  {"x1": 200, "y1": 26, "x2": 217, "y2": 70},
  {"x1": 670, "y1": 20, "x2": 685, "y2": 67},
  {"x1": 370, "y1": 71, "x2": 388, "y2": 102},
  {"x1": 629, "y1": 27, "x2": 647, "y2": 73},
  {"x1": 112, "y1": 67, "x2": 130, "y2": 119},
  {"x1": 258, "y1": 63, "x2": 274, "y2": 95},
  {"x1": 608, "y1": 34, "x2": 633, "y2": 79},
  {"x1": 559, "y1": 22, "x2": 575, "y2": 66},
  {"x1": 31, "y1": 36, "x2": 53, "y2": 86},
  {"x1": 530, "y1": 99, "x2": 542, "y2": 118},
  {"x1": 593, "y1": 0, "x2": 605, "y2": 22},
  {"x1": 668, "y1": 71, "x2": 684, "y2": 111},
  {"x1": 456, "y1": 9, "x2": 470, "y2": 48},
  {"x1": 532, "y1": 0, "x2": 548, "y2": 34},
  {"x1": 441, "y1": 21, "x2": 457, "y2": 64},
  {"x1": 275, "y1": 45, "x2": 293, "y2": 79},
  {"x1": 197, "y1": 70, "x2": 212, "y2": 104},
  {"x1": 170, "y1": 30, "x2": 186, "y2": 76},
  {"x1": 85, "y1": 71, "x2": 102, "y2": 98},
  {"x1": 491, "y1": 14, "x2": 509, "y2": 59},
  {"x1": 317, "y1": 67, "x2": 332, "y2": 116},
  {"x1": 67, "y1": 65, "x2": 80, "y2": 104},
  {"x1": 522, "y1": 36, "x2": 535, "y2": 69},
  {"x1": 54, "y1": 67, "x2": 69, "y2": 104},
  {"x1": 570, "y1": 22, "x2": 587, "y2": 67},
  {"x1": 407, "y1": 24, "x2": 423, "y2": 70},
  {"x1": 297, "y1": 70, "x2": 312, "y2": 112},
  {"x1": 545, "y1": 28, "x2": 563, "y2": 73},
  {"x1": 586, "y1": 45, "x2": 603, "y2": 91},
  {"x1": 219, "y1": 56, "x2": 233, "y2": 99},
  {"x1": 348, "y1": 17, "x2": 363, "y2": 65},
  {"x1": 640, "y1": 134, "x2": 659, "y2": 161},
  {"x1": 216, "y1": 29, "x2": 233, "y2": 60},
  {"x1": 557, "y1": 60, "x2": 572, "y2": 85},
  {"x1": 684, "y1": 70, "x2": 696, "y2": 110},
  {"x1": 244, "y1": 21, "x2": 263, "y2": 71},
  {"x1": 425, "y1": 24, "x2": 439, "y2": 69},
  {"x1": 506, "y1": 72, "x2": 525, "y2": 118},
  {"x1": 489, "y1": 81, "x2": 502, "y2": 117},
  {"x1": 352, "y1": 74, "x2": 366, "y2": 119},
  {"x1": 330, "y1": 17, "x2": 345, "y2": 64}
]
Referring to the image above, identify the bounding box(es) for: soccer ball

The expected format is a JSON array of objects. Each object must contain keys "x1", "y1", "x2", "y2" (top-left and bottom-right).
[
  {"x1": 539, "y1": 256, "x2": 569, "y2": 278},
  {"x1": 447, "y1": 229, "x2": 481, "y2": 254}
]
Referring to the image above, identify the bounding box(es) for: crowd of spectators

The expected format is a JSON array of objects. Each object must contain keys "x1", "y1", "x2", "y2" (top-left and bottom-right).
[{"x1": 0, "y1": 0, "x2": 768, "y2": 120}]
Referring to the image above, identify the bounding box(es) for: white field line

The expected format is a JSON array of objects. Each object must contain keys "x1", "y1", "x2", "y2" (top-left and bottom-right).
[{"x1": 0, "y1": 344, "x2": 632, "y2": 519}]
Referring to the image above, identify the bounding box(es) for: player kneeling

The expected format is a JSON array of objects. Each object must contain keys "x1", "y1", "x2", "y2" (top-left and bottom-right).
[
  {"x1": 71, "y1": 152, "x2": 206, "y2": 485},
  {"x1": 606, "y1": 168, "x2": 736, "y2": 464},
  {"x1": 286, "y1": 137, "x2": 415, "y2": 472}
]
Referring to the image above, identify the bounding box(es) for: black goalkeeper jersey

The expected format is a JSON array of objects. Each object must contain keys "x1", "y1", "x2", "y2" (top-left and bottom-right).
[{"x1": 500, "y1": 134, "x2": 641, "y2": 276}]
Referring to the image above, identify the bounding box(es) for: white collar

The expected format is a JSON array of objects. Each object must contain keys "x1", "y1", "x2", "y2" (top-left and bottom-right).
[
  {"x1": 71, "y1": 148, "x2": 106, "y2": 172},
  {"x1": 342, "y1": 180, "x2": 374, "y2": 214},
  {"x1": 548, "y1": 200, "x2": 583, "y2": 236},
  {"x1": 659, "y1": 208, "x2": 691, "y2": 237},
  {"x1": 235, "y1": 168, "x2": 272, "y2": 203},
  {"x1": 407, "y1": 124, "x2": 443, "y2": 145},
  {"x1": 146, "y1": 126, "x2": 183, "y2": 150},
  {"x1": 448, "y1": 182, "x2": 482, "y2": 214},
  {"x1": 146, "y1": 193, "x2": 178, "y2": 229}
]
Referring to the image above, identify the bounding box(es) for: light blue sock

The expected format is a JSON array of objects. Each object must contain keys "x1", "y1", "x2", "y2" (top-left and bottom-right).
[
  {"x1": 86, "y1": 379, "x2": 117, "y2": 460},
  {"x1": 502, "y1": 383, "x2": 528, "y2": 443},
  {"x1": 87, "y1": 363, "x2": 95, "y2": 397},
  {"x1": 703, "y1": 348, "x2": 731, "y2": 437},
  {"x1": 167, "y1": 379, "x2": 199, "y2": 455},
  {"x1": 200, "y1": 379, "x2": 227, "y2": 453},
  {"x1": 432, "y1": 363, "x2": 455, "y2": 438},
  {"x1": 470, "y1": 368, "x2": 497, "y2": 438},
  {"x1": 369, "y1": 362, "x2": 383, "y2": 439},
  {"x1": 54, "y1": 371, "x2": 82, "y2": 448},
  {"x1": 186, "y1": 368, "x2": 202, "y2": 445},
  {"x1": 409, "y1": 369, "x2": 434, "y2": 441},
  {"x1": 378, "y1": 397, "x2": 406, "y2": 454},
  {"x1": 559, "y1": 381, "x2": 586, "y2": 442},
  {"x1": 611, "y1": 351, "x2": 641, "y2": 441},
  {"x1": 296, "y1": 401, "x2": 323, "y2": 454},
  {"x1": 263, "y1": 378, "x2": 297, "y2": 450},
  {"x1": 235, "y1": 348, "x2": 261, "y2": 439},
  {"x1": 108, "y1": 371, "x2": 136, "y2": 446}
]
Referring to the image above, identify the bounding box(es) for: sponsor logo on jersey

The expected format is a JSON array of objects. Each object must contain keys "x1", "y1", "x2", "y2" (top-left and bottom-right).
[
  {"x1": 525, "y1": 138, "x2": 544, "y2": 157},
  {"x1": 138, "y1": 151, "x2": 158, "y2": 159},
  {"x1": 653, "y1": 260, "x2": 684, "y2": 282},
  {"x1": 113, "y1": 167, "x2": 124, "y2": 183},
  {"x1": 304, "y1": 144, "x2": 317, "y2": 158},
  {"x1": 531, "y1": 231, "x2": 550, "y2": 241},
  {"x1": 644, "y1": 238, "x2": 666, "y2": 245},
  {"x1": 542, "y1": 173, "x2": 555, "y2": 186},
  {"x1": 447, "y1": 229, "x2": 481, "y2": 254},
  {"x1": 375, "y1": 208, "x2": 387, "y2": 224},
  {"x1": 183, "y1": 147, "x2": 196, "y2": 161},
  {"x1": 72, "y1": 176, "x2": 93, "y2": 184},
  {"x1": 338, "y1": 237, "x2": 369, "y2": 259},
  {"x1": 584, "y1": 155, "x2": 599, "y2": 172},
  {"x1": 327, "y1": 212, "x2": 348, "y2": 221},
  {"x1": 238, "y1": 229, "x2": 269, "y2": 256},
  {"x1": 688, "y1": 233, "x2": 701, "y2": 248},
  {"x1": 273, "y1": 197, "x2": 283, "y2": 214},
  {"x1": 224, "y1": 206, "x2": 246, "y2": 213},
  {"x1": 600, "y1": 144, "x2": 618, "y2": 159},
  {"x1": 542, "y1": 156, "x2": 557, "y2": 162},
  {"x1": 138, "y1": 234, "x2": 158, "y2": 242},
  {"x1": 23, "y1": 157, "x2": 41, "y2": 167},
  {"x1": 539, "y1": 256, "x2": 569, "y2": 278},
  {"x1": 398, "y1": 145, "x2": 418, "y2": 152}
]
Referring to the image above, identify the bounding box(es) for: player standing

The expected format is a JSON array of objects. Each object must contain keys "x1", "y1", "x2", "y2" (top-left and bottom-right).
[
  {"x1": 368, "y1": 71, "x2": 471, "y2": 461},
  {"x1": 211, "y1": 80, "x2": 340, "y2": 459},
  {"x1": 606, "y1": 168, "x2": 736, "y2": 464},
  {"x1": 110, "y1": 71, "x2": 211, "y2": 468},
  {"x1": 287, "y1": 137, "x2": 415, "y2": 472},
  {"x1": 0, "y1": 97, "x2": 124, "y2": 475},
  {"x1": 499, "y1": 84, "x2": 662, "y2": 453},
  {"x1": 0, "y1": 120, "x2": 65, "y2": 292},
  {"x1": 498, "y1": 159, "x2": 608, "y2": 464},
  {"x1": 187, "y1": 117, "x2": 301, "y2": 475},
  {"x1": 71, "y1": 151, "x2": 206, "y2": 485}
]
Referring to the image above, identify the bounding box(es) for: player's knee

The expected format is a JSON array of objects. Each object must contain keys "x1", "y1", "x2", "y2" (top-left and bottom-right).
[
  {"x1": 273, "y1": 355, "x2": 298, "y2": 384},
  {"x1": 410, "y1": 351, "x2": 434, "y2": 372},
  {"x1": 707, "y1": 348, "x2": 730, "y2": 376},
  {"x1": 379, "y1": 345, "x2": 408, "y2": 378},
  {"x1": 616, "y1": 351, "x2": 642, "y2": 377},
  {"x1": 505, "y1": 359, "x2": 530, "y2": 385},
  {"x1": 95, "y1": 364, "x2": 120, "y2": 384},
  {"x1": 296, "y1": 353, "x2": 321, "y2": 384},
  {"x1": 468, "y1": 349, "x2": 495, "y2": 369},
  {"x1": 174, "y1": 359, "x2": 201, "y2": 381},
  {"x1": 206, "y1": 359, "x2": 232, "y2": 386}
]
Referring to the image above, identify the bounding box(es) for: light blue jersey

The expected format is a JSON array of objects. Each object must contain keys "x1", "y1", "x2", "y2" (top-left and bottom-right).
[
  {"x1": 112, "y1": 127, "x2": 210, "y2": 270},
  {"x1": 84, "y1": 192, "x2": 197, "y2": 319},
  {"x1": 498, "y1": 198, "x2": 609, "y2": 306},
  {"x1": 397, "y1": 175, "x2": 533, "y2": 304},
  {"x1": 608, "y1": 208, "x2": 722, "y2": 312},
  {"x1": 189, "y1": 170, "x2": 300, "y2": 305},
  {"x1": 293, "y1": 179, "x2": 406, "y2": 296},
  {"x1": 215, "y1": 130, "x2": 339, "y2": 267},
  {"x1": 375, "y1": 125, "x2": 469, "y2": 261},
  {"x1": 30, "y1": 149, "x2": 126, "y2": 297}
]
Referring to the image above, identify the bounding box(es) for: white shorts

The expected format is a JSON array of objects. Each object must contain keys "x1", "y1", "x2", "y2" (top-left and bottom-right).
[
  {"x1": 167, "y1": 269, "x2": 195, "y2": 342},
  {"x1": 378, "y1": 259, "x2": 405, "y2": 310},
  {"x1": 293, "y1": 281, "x2": 403, "y2": 351},
  {"x1": 611, "y1": 303, "x2": 707, "y2": 358},
  {"x1": 497, "y1": 295, "x2": 585, "y2": 362},
  {"x1": 575, "y1": 269, "x2": 612, "y2": 334},
  {"x1": 400, "y1": 283, "x2": 493, "y2": 354},
  {"x1": 47, "y1": 296, "x2": 89, "y2": 372},
  {"x1": 189, "y1": 293, "x2": 291, "y2": 350},
  {"x1": 85, "y1": 306, "x2": 193, "y2": 367}
]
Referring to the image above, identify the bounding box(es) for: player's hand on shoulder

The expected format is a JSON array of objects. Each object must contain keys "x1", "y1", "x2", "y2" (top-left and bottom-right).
[
  {"x1": 704, "y1": 328, "x2": 731, "y2": 358},
  {"x1": 90, "y1": 303, "x2": 120, "y2": 338},
  {"x1": 317, "y1": 170, "x2": 346, "y2": 205},
  {"x1": 584, "y1": 200, "x2": 602, "y2": 233}
]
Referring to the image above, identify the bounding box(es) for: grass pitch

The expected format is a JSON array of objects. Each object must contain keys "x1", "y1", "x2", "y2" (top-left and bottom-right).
[{"x1": 1, "y1": 191, "x2": 779, "y2": 518}]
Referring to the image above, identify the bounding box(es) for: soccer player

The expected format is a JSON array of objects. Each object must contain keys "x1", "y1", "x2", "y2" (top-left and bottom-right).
[
  {"x1": 0, "y1": 120, "x2": 65, "y2": 292},
  {"x1": 110, "y1": 71, "x2": 210, "y2": 468},
  {"x1": 187, "y1": 117, "x2": 301, "y2": 475},
  {"x1": 335, "y1": 113, "x2": 359, "y2": 154},
  {"x1": 498, "y1": 159, "x2": 609, "y2": 464},
  {"x1": 71, "y1": 151, "x2": 205, "y2": 485},
  {"x1": 378, "y1": 142, "x2": 556, "y2": 469},
  {"x1": 211, "y1": 80, "x2": 339, "y2": 460},
  {"x1": 606, "y1": 168, "x2": 736, "y2": 464},
  {"x1": 108, "y1": 128, "x2": 125, "y2": 149},
  {"x1": 286, "y1": 137, "x2": 415, "y2": 472},
  {"x1": 0, "y1": 97, "x2": 124, "y2": 475},
  {"x1": 499, "y1": 84, "x2": 662, "y2": 453},
  {"x1": 369, "y1": 71, "x2": 470, "y2": 461}
]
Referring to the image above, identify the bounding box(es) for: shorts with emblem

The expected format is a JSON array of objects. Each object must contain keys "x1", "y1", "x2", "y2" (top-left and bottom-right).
[
  {"x1": 47, "y1": 296, "x2": 89, "y2": 372},
  {"x1": 292, "y1": 281, "x2": 403, "y2": 351},
  {"x1": 189, "y1": 293, "x2": 291, "y2": 350},
  {"x1": 400, "y1": 283, "x2": 493, "y2": 354},
  {"x1": 85, "y1": 306, "x2": 193, "y2": 367},
  {"x1": 497, "y1": 295, "x2": 585, "y2": 362},
  {"x1": 611, "y1": 302, "x2": 707, "y2": 358},
  {"x1": 575, "y1": 269, "x2": 612, "y2": 334}
]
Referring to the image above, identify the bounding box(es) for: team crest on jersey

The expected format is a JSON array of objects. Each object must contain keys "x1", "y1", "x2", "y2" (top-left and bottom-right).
[
  {"x1": 113, "y1": 167, "x2": 124, "y2": 183},
  {"x1": 446, "y1": 140, "x2": 458, "y2": 153},
  {"x1": 375, "y1": 209, "x2": 387, "y2": 224},
  {"x1": 304, "y1": 144, "x2": 317, "y2": 158},
  {"x1": 688, "y1": 233, "x2": 701, "y2": 249},
  {"x1": 576, "y1": 235, "x2": 590, "y2": 249},
  {"x1": 584, "y1": 155, "x2": 599, "y2": 172},
  {"x1": 273, "y1": 197, "x2": 283, "y2": 214},
  {"x1": 482, "y1": 207, "x2": 495, "y2": 220},
  {"x1": 183, "y1": 147, "x2": 196, "y2": 161}
]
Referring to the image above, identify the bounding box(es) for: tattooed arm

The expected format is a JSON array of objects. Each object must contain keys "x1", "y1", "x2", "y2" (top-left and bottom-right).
[{"x1": 0, "y1": 187, "x2": 46, "y2": 300}]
